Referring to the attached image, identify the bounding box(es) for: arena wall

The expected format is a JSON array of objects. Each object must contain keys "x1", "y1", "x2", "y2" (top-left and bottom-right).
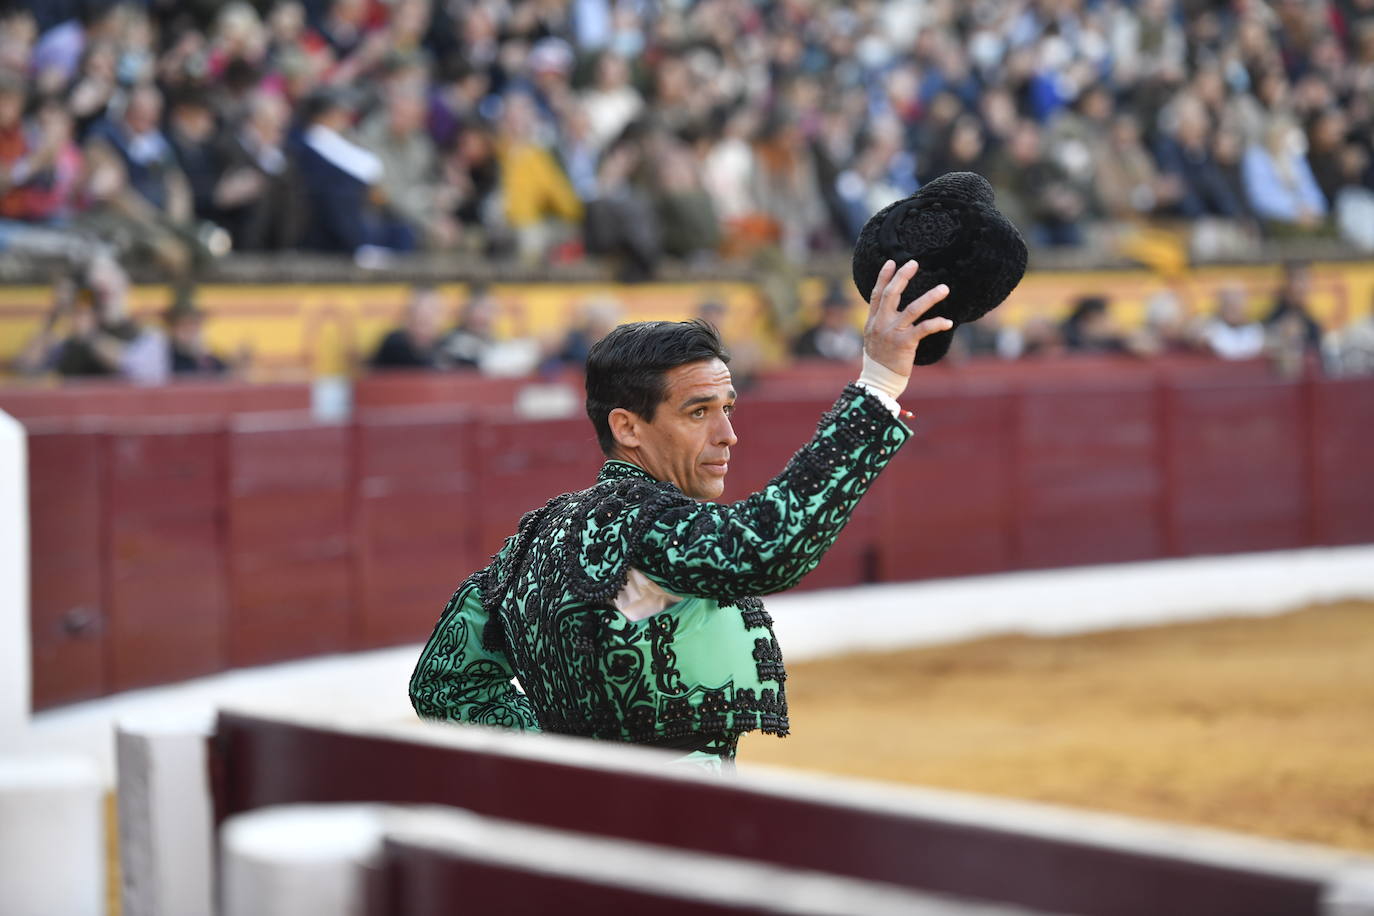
[{"x1": 12, "y1": 363, "x2": 1374, "y2": 712}]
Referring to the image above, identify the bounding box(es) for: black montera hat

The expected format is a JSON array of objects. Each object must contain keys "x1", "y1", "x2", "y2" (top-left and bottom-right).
[{"x1": 851, "y1": 172, "x2": 1027, "y2": 365}]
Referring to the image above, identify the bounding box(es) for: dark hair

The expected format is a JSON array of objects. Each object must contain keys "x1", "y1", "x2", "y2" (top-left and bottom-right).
[{"x1": 585, "y1": 319, "x2": 729, "y2": 456}]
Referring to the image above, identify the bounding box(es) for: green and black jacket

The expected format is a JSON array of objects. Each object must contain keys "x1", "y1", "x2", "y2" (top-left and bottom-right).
[{"x1": 409, "y1": 384, "x2": 910, "y2": 754}]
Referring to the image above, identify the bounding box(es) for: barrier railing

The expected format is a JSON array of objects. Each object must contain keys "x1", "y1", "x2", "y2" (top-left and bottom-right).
[
  {"x1": 186, "y1": 709, "x2": 1372, "y2": 916},
  {"x1": 19, "y1": 362, "x2": 1374, "y2": 709}
]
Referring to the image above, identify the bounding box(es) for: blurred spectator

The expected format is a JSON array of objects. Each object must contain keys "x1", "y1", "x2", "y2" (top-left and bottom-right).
[
  {"x1": 580, "y1": 52, "x2": 642, "y2": 153},
  {"x1": 649, "y1": 131, "x2": 720, "y2": 262},
  {"x1": 496, "y1": 91, "x2": 583, "y2": 263},
  {"x1": 15, "y1": 254, "x2": 167, "y2": 382},
  {"x1": 84, "y1": 82, "x2": 198, "y2": 273},
  {"x1": 370, "y1": 284, "x2": 444, "y2": 369},
  {"x1": 753, "y1": 111, "x2": 832, "y2": 260},
  {"x1": 296, "y1": 87, "x2": 414, "y2": 255},
  {"x1": 792, "y1": 283, "x2": 862, "y2": 362},
  {"x1": 1325, "y1": 297, "x2": 1374, "y2": 378},
  {"x1": 547, "y1": 296, "x2": 622, "y2": 370},
  {"x1": 1204, "y1": 286, "x2": 1266, "y2": 360},
  {"x1": 1140, "y1": 291, "x2": 1199, "y2": 355},
  {"x1": 1242, "y1": 118, "x2": 1328, "y2": 231},
  {"x1": 356, "y1": 82, "x2": 461, "y2": 250},
  {"x1": 215, "y1": 91, "x2": 305, "y2": 251},
  {"x1": 1094, "y1": 113, "x2": 1179, "y2": 220},
  {"x1": 955, "y1": 310, "x2": 1022, "y2": 361},
  {"x1": 1019, "y1": 314, "x2": 1067, "y2": 359},
  {"x1": 1264, "y1": 261, "x2": 1323, "y2": 352},
  {"x1": 0, "y1": 0, "x2": 1367, "y2": 283},
  {"x1": 165, "y1": 91, "x2": 222, "y2": 223},
  {"x1": 436, "y1": 282, "x2": 497, "y2": 370},
  {"x1": 988, "y1": 120, "x2": 1086, "y2": 247},
  {"x1": 1062, "y1": 296, "x2": 1130, "y2": 355},
  {"x1": 1153, "y1": 97, "x2": 1247, "y2": 221},
  {"x1": 164, "y1": 302, "x2": 230, "y2": 375}
]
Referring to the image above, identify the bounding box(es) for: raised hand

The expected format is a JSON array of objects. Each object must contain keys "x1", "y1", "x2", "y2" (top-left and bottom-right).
[{"x1": 862, "y1": 259, "x2": 952, "y2": 388}]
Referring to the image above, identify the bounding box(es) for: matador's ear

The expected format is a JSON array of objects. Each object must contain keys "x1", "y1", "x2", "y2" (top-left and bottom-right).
[
  {"x1": 607, "y1": 407, "x2": 641, "y2": 450},
  {"x1": 852, "y1": 172, "x2": 1027, "y2": 365}
]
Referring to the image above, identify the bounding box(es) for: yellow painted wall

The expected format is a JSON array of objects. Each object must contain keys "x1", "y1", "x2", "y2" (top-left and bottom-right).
[{"x1": 2, "y1": 263, "x2": 1370, "y2": 379}]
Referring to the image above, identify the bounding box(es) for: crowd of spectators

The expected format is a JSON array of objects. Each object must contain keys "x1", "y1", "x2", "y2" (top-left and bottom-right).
[
  {"x1": 0, "y1": 0, "x2": 1371, "y2": 283},
  {"x1": 783, "y1": 260, "x2": 1374, "y2": 377}
]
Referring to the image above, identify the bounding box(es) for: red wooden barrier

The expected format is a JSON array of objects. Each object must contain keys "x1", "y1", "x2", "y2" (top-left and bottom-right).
[
  {"x1": 354, "y1": 408, "x2": 480, "y2": 647},
  {"x1": 472, "y1": 416, "x2": 602, "y2": 557},
  {"x1": 874, "y1": 389, "x2": 1016, "y2": 581},
  {"x1": 105, "y1": 422, "x2": 227, "y2": 692},
  {"x1": 1310, "y1": 377, "x2": 1374, "y2": 546},
  {"x1": 1164, "y1": 380, "x2": 1309, "y2": 556},
  {"x1": 1014, "y1": 381, "x2": 1164, "y2": 569},
  {"x1": 213, "y1": 711, "x2": 1332, "y2": 916},
  {"x1": 226, "y1": 416, "x2": 355, "y2": 667},
  {"x1": 0, "y1": 380, "x2": 310, "y2": 420},
  {"x1": 26, "y1": 424, "x2": 108, "y2": 708},
  {"x1": 16, "y1": 369, "x2": 1374, "y2": 708}
]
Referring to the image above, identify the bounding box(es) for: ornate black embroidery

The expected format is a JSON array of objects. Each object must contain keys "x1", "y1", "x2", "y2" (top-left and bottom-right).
[{"x1": 410, "y1": 387, "x2": 909, "y2": 755}]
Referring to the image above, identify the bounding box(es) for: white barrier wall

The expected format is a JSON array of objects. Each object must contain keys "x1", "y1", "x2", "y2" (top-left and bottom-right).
[
  {"x1": 0, "y1": 754, "x2": 104, "y2": 916},
  {"x1": 0, "y1": 409, "x2": 28, "y2": 747},
  {"x1": 116, "y1": 712, "x2": 216, "y2": 916}
]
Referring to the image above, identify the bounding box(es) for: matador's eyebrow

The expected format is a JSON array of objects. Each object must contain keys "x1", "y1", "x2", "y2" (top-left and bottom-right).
[{"x1": 680, "y1": 389, "x2": 738, "y2": 410}]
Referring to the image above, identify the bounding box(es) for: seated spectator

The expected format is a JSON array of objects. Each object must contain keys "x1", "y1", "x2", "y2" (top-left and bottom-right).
[
  {"x1": 1204, "y1": 285, "x2": 1265, "y2": 360},
  {"x1": 546, "y1": 296, "x2": 623, "y2": 371},
  {"x1": 1242, "y1": 118, "x2": 1327, "y2": 231},
  {"x1": 1019, "y1": 314, "x2": 1067, "y2": 359},
  {"x1": 296, "y1": 87, "x2": 415, "y2": 255},
  {"x1": 0, "y1": 70, "x2": 29, "y2": 212},
  {"x1": 355, "y1": 81, "x2": 461, "y2": 250},
  {"x1": 1324, "y1": 292, "x2": 1374, "y2": 377},
  {"x1": 83, "y1": 82, "x2": 198, "y2": 274},
  {"x1": 496, "y1": 91, "x2": 583, "y2": 263},
  {"x1": 1140, "y1": 290, "x2": 1200, "y2": 355},
  {"x1": 792, "y1": 283, "x2": 863, "y2": 362},
  {"x1": 649, "y1": 131, "x2": 720, "y2": 262},
  {"x1": 86, "y1": 82, "x2": 191, "y2": 221},
  {"x1": 15, "y1": 254, "x2": 167, "y2": 383},
  {"x1": 370, "y1": 285, "x2": 444, "y2": 370},
  {"x1": 1061, "y1": 296, "x2": 1130, "y2": 355},
  {"x1": 1153, "y1": 97, "x2": 1246, "y2": 220},
  {"x1": 1264, "y1": 261, "x2": 1323, "y2": 352},
  {"x1": 164, "y1": 302, "x2": 230, "y2": 375},
  {"x1": 1094, "y1": 113, "x2": 1180, "y2": 220},
  {"x1": 987, "y1": 119, "x2": 1086, "y2": 247},
  {"x1": 579, "y1": 51, "x2": 643, "y2": 153},
  {"x1": 214, "y1": 91, "x2": 305, "y2": 251},
  {"x1": 165, "y1": 90, "x2": 223, "y2": 223},
  {"x1": 436, "y1": 283, "x2": 497, "y2": 370}
]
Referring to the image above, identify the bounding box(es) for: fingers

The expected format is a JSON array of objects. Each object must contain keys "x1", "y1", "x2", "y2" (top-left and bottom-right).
[
  {"x1": 880, "y1": 259, "x2": 920, "y2": 316},
  {"x1": 912, "y1": 315, "x2": 955, "y2": 341},
  {"x1": 867, "y1": 259, "x2": 896, "y2": 318},
  {"x1": 906, "y1": 282, "x2": 951, "y2": 322}
]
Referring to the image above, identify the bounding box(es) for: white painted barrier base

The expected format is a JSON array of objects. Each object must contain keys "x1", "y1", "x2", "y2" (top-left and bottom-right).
[
  {"x1": 221, "y1": 805, "x2": 386, "y2": 916},
  {"x1": 0, "y1": 754, "x2": 105, "y2": 916},
  {"x1": 116, "y1": 711, "x2": 216, "y2": 916}
]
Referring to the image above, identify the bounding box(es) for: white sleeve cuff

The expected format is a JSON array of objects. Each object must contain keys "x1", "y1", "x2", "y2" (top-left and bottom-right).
[{"x1": 854, "y1": 380, "x2": 903, "y2": 418}]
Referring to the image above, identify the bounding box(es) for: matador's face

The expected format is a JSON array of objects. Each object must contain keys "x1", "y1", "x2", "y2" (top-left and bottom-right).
[{"x1": 611, "y1": 358, "x2": 738, "y2": 501}]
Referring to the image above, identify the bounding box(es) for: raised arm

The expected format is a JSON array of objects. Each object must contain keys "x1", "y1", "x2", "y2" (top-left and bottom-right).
[
  {"x1": 409, "y1": 576, "x2": 540, "y2": 731},
  {"x1": 635, "y1": 259, "x2": 951, "y2": 599}
]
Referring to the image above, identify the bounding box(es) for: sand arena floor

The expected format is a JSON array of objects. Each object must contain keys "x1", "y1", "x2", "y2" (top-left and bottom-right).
[{"x1": 739, "y1": 601, "x2": 1374, "y2": 852}]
